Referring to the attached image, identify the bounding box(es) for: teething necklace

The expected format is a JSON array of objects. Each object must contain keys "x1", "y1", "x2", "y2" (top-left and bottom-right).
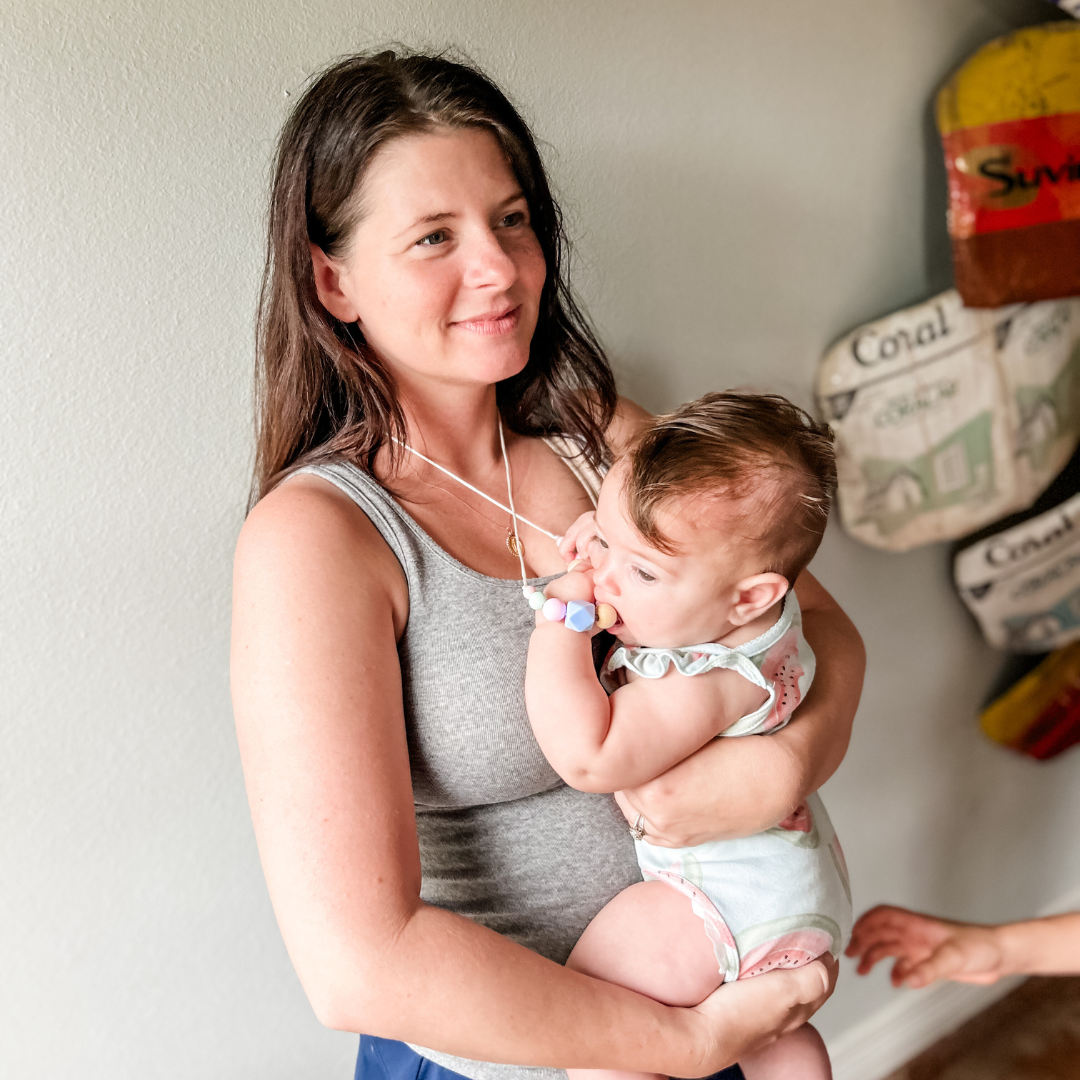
[{"x1": 393, "y1": 425, "x2": 617, "y2": 633}]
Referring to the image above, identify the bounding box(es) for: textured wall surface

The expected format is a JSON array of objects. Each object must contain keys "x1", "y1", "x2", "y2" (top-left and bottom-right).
[{"x1": 2, "y1": 1, "x2": 1076, "y2": 1076}]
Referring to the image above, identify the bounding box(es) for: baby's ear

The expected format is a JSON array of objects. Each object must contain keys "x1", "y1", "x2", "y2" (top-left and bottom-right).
[{"x1": 730, "y1": 573, "x2": 789, "y2": 626}]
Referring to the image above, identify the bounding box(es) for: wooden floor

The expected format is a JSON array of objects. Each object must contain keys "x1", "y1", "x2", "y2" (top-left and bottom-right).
[{"x1": 884, "y1": 977, "x2": 1080, "y2": 1080}]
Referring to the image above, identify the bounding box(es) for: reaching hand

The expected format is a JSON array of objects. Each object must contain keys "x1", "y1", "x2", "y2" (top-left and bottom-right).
[
  {"x1": 846, "y1": 905, "x2": 1006, "y2": 988},
  {"x1": 558, "y1": 511, "x2": 598, "y2": 563}
]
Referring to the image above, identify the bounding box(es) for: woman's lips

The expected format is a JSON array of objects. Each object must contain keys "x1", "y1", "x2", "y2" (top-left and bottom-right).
[{"x1": 452, "y1": 305, "x2": 521, "y2": 336}]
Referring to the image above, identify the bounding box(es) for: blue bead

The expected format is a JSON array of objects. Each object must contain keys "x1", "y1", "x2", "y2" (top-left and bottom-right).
[{"x1": 564, "y1": 600, "x2": 596, "y2": 633}]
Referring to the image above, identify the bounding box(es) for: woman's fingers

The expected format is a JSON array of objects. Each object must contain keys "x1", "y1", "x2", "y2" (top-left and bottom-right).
[{"x1": 688, "y1": 959, "x2": 834, "y2": 1074}]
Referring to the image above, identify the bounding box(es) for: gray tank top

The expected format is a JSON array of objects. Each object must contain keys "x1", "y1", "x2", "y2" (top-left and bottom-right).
[{"x1": 298, "y1": 455, "x2": 642, "y2": 1080}]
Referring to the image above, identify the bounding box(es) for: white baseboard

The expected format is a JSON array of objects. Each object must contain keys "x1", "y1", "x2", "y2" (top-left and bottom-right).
[{"x1": 826, "y1": 885, "x2": 1080, "y2": 1080}]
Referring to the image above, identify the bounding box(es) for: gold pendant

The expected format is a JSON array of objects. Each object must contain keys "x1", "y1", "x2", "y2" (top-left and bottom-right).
[{"x1": 506, "y1": 529, "x2": 523, "y2": 557}]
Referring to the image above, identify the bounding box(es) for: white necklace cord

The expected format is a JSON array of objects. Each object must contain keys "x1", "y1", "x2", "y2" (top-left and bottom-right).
[
  {"x1": 391, "y1": 432, "x2": 562, "y2": 585},
  {"x1": 498, "y1": 421, "x2": 529, "y2": 586}
]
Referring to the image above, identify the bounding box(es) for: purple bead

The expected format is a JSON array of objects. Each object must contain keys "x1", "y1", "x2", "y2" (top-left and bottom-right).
[
  {"x1": 564, "y1": 600, "x2": 596, "y2": 633},
  {"x1": 542, "y1": 597, "x2": 567, "y2": 622}
]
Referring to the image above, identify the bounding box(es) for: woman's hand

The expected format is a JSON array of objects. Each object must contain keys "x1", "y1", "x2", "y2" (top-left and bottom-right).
[
  {"x1": 614, "y1": 571, "x2": 864, "y2": 846},
  {"x1": 684, "y1": 957, "x2": 836, "y2": 1075},
  {"x1": 846, "y1": 906, "x2": 1007, "y2": 988}
]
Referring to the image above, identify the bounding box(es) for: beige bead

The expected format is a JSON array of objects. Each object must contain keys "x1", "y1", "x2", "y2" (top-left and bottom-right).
[
  {"x1": 567, "y1": 558, "x2": 588, "y2": 572},
  {"x1": 595, "y1": 603, "x2": 618, "y2": 630}
]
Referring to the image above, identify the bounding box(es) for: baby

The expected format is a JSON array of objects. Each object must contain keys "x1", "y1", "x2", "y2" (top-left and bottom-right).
[{"x1": 524, "y1": 392, "x2": 852, "y2": 1080}]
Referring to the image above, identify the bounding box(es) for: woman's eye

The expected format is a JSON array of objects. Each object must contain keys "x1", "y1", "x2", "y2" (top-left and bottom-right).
[
  {"x1": 499, "y1": 211, "x2": 526, "y2": 228},
  {"x1": 417, "y1": 230, "x2": 447, "y2": 247},
  {"x1": 632, "y1": 567, "x2": 656, "y2": 583}
]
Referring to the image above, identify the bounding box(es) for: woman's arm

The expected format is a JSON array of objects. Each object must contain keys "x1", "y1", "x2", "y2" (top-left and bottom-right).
[
  {"x1": 614, "y1": 569, "x2": 864, "y2": 846},
  {"x1": 847, "y1": 905, "x2": 1080, "y2": 988},
  {"x1": 232, "y1": 477, "x2": 831, "y2": 1074}
]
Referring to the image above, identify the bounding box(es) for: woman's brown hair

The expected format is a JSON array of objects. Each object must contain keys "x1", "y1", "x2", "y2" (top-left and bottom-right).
[{"x1": 254, "y1": 49, "x2": 617, "y2": 501}]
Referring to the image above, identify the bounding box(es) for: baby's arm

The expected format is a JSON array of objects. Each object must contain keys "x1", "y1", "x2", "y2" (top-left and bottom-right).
[
  {"x1": 525, "y1": 570, "x2": 765, "y2": 793},
  {"x1": 847, "y1": 905, "x2": 1080, "y2": 988}
]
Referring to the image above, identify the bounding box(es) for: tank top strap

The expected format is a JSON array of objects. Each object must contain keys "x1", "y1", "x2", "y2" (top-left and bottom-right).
[
  {"x1": 542, "y1": 435, "x2": 604, "y2": 508},
  {"x1": 293, "y1": 460, "x2": 424, "y2": 582}
]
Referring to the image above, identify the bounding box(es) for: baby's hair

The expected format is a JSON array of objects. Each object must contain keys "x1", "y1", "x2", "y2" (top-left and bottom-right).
[{"x1": 623, "y1": 392, "x2": 836, "y2": 584}]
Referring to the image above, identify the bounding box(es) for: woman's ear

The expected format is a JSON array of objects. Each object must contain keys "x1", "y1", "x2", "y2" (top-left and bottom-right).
[
  {"x1": 729, "y1": 573, "x2": 790, "y2": 626},
  {"x1": 309, "y1": 243, "x2": 361, "y2": 323}
]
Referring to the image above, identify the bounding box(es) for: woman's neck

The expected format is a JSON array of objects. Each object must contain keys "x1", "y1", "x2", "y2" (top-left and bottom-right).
[{"x1": 397, "y1": 380, "x2": 504, "y2": 478}]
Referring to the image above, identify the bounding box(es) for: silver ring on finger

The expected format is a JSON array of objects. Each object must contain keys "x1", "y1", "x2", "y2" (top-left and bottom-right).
[{"x1": 629, "y1": 813, "x2": 646, "y2": 841}]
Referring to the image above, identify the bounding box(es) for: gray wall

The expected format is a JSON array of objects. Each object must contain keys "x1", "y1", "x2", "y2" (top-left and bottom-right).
[{"x1": 3, "y1": 1, "x2": 1076, "y2": 1076}]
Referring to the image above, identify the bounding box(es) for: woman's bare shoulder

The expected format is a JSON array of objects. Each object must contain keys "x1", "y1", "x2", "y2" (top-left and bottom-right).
[
  {"x1": 235, "y1": 473, "x2": 408, "y2": 634},
  {"x1": 606, "y1": 397, "x2": 653, "y2": 457}
]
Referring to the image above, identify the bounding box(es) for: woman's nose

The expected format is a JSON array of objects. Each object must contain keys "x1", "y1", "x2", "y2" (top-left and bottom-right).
[{"x1": 463, "y1": 227, "x2": 517, "y2": 289}]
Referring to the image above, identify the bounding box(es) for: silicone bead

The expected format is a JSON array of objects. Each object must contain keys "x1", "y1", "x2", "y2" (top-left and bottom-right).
[
  {"x1": 595, "y1": 603, "x2": 618, "y2": 630},
  {"x1": 567, "y1": 559, "x2": 588, "y2": 572},
  {"x1": 564, "y1": 600, "x2": 596, "y2": 633},
  {"x1": 528, "y1": 591, "x2": 547, "y2": 611},
  {"x1": 522, "y1": 585, "x2": 537, "y2": 597},
  {"x1": 542, "y1": 597, "x2": 567, "y2": 622}
]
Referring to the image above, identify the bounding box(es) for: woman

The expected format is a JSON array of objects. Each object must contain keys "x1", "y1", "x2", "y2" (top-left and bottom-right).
[{"x1": 232, "y1": 51, "x2": 863, "y2": 1080}]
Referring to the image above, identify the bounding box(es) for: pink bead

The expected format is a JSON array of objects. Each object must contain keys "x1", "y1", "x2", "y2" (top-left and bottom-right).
[{"x1": 542, "y1": 597, "x2": 567, "y2": 622}]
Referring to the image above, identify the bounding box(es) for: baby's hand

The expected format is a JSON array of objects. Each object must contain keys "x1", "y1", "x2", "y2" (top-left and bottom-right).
[
  {"x1": 846, "y1": 905, "x2": 1006, "y2": 988},
  {"x1": 542, "y1": 564, "x2": 595, "y2": 606},
  {"x1": 558, "y1": 512, "x2": 598, "y2": 564}
]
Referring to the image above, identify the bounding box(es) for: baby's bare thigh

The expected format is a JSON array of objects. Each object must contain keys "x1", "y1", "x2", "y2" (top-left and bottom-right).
[{"x1": 566, "y1": 880, "x2": 723, "y2": 1007}]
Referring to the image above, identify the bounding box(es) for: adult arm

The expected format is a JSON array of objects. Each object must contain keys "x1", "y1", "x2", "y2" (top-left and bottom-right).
[
  {"x1": 614, "y1": 569, "x2": 864, "y2": 846},
  {"x1": 232, "y1": 477, "x2": 832, "y2": 1074},
  {"x1": 847, "y1": 905, "x2": 1080, "y2": 988}
]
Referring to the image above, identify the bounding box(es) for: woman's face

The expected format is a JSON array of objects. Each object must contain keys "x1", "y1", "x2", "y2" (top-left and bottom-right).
[{"x1": 314, "y1": 127, "x2": 547, "y2": 393}]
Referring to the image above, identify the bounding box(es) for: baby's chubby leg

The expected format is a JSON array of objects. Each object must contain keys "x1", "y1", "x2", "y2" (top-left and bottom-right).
[
  {"x1": 739, "y1": 1024, "x2": 831, "y2": 1080},
  {"x1": 566, "y1": 880, "x2": 722, "y2": 1080},
  {"x1": 565, "y1": 881, "x2": 832, "y2": 1080}
]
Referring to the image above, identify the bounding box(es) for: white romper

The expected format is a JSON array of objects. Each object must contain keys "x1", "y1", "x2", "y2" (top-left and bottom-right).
[{"x1": 606, "y1": 593, "x2": 852, "y2": 983}]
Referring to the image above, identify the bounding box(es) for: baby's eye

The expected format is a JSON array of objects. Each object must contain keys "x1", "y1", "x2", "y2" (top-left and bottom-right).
[
  {"x1": 417, "y1": 230, "x2": 447, "y2": 246},
  {"x1": 589, "y1": 535, "x2": 609, "y2": 550},
  {"x1": 632, "y1": 566, "x2": 656, "y2": 583}
]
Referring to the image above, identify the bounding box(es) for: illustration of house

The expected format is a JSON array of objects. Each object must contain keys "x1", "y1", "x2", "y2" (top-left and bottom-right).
[
  {"x1": 864, "y1": 468, "x2": 925, "y2": 518},
  {"x1": 1017, "y1": 397, "x2": 1058, "y2": 453}
]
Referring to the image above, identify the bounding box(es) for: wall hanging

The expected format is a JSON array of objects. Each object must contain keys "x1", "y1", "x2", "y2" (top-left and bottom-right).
[{"x1": 937, "y1": 21, "x2": 1080, "y2": 306}]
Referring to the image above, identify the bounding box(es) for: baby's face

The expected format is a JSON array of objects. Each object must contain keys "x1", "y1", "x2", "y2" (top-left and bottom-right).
[{"x1": 585, "y1": 463, "x2": 757, "y2": 648}]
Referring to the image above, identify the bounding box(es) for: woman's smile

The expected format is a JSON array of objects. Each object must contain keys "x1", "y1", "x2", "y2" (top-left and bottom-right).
[{"x1": 451, "y1": 304, "x2": 522, "y2": 336}]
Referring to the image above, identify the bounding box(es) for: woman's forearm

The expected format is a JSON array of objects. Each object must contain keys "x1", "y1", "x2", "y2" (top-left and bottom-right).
[
  {"x1": 791, "y1": 570, "x2": 864, "y2": 793},
  {"x1": 313, "y1": 902, "x2": 707, "y2": 1073},
  {"x1": 311, "y1": 898, "x2": 831, "y2": 1075}
]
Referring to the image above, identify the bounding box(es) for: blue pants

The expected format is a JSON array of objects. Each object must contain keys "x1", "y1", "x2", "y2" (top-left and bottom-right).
[{"x1": 356, "y1": 1035, "x2": 745, "y2": 1080}]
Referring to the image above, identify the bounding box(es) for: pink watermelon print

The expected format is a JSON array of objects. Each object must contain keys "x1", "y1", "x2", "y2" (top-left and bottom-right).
[
  {"x1": 643, "y1": 866, "x2": 739, "y2": 981},
  {"x1": 759, "y1": 629, "x2": 805, "y2": 731},
  {"x1": 775, "y1": 801, "x2": 813, "y2": 834},
  {"x1": 738, "y1": 928, "x2": 833, "y2": 979}
]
